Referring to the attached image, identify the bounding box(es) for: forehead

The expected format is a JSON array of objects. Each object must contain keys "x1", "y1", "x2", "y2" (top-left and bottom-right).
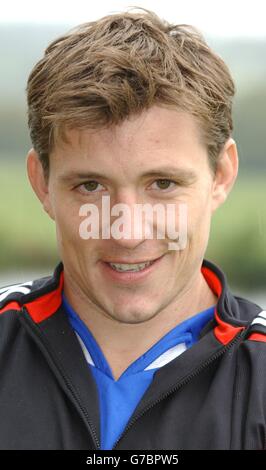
[
  {"x1": 51, "y1": 105, "x2": 207, "y2": 174},
  {"x1": 58, "y1": 106, "x2": 202, "y2": 148}
]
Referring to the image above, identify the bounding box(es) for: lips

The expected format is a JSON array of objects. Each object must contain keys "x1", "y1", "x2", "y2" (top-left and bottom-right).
[
  {"x1": 102, "y1": 256, "x2": 162, "y2": 264},
  {"x1": 100, "y1": 254, "x2": 165, "y2": 283},
  {"x1": 108, "y1": 260, "x2": 154, "y2": 272}
]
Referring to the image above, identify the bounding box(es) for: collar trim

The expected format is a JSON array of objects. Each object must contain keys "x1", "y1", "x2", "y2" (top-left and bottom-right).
[
  {"x1": 201, "y1": 265, "x2": 245, "y2": 345},
  {"x1": 24, "y1": 270, "x2": 64, "y2": 323}
]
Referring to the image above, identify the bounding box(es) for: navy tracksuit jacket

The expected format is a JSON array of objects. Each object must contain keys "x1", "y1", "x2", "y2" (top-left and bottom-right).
[{"x1": 0, "y1": 259, "x2": 265, "y2": 450}]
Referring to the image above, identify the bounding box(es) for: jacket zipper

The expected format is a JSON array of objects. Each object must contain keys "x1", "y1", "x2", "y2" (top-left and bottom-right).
[
  {"x1": 21, "y1": 307, "x2": 100, "y2": 450},
  {"x1": 112, "y1": 329, "x2": 246, "y2": 449}
]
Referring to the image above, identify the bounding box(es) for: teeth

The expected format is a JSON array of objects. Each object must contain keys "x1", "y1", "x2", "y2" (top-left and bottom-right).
[{"x1": 109, "y1": 261, "x2": 153, "y2": 272}]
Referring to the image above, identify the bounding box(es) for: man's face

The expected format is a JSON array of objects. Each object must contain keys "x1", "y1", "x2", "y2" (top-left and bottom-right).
[{"x1": 40, "y1": 106, "x2": 226, "y2": 324}]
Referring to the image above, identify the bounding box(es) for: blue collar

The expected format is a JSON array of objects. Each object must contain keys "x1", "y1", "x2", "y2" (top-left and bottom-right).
[{"x1": 62, "y1": 293, "x2": 215, "y2": 380}]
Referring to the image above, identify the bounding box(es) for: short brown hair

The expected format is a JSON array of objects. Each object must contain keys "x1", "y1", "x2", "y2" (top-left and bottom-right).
[{"x1": 27, "y1": 7, "x2": 235, "y2": 178}]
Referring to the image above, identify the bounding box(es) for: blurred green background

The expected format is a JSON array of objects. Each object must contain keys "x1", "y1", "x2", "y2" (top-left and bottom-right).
[{"x1": 0, "y1": 25, "x2": 265, "y2": 301}]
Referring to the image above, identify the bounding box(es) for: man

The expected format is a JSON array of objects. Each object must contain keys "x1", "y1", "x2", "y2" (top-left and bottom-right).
[{"x1": 0, "y1": 8, "x2": 265, "y2": 450}]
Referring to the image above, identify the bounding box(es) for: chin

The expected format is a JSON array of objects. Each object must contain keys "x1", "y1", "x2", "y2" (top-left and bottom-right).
[{"x1": 110, "y1": 307, "x2": 158, "y2": 325}]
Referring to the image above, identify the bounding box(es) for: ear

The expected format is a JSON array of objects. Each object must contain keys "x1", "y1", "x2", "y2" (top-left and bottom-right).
[
  {"x1": 26, "y1": 149, "x2": 55, "y2": 220},
  {"x1": 211, "y1": 138, "x2": 239, "y2": 213}
]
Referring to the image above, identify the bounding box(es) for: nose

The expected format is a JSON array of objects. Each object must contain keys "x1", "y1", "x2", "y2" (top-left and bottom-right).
[{"x1": 108, "y1": 190, "x2": 151, "y2": 250}]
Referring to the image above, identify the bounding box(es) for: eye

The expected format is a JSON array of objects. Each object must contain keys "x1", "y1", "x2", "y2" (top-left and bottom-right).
[
  {"x1": 150, "y1": 179, "x2": 177, "y2": 191},
  {"x1": 78, "y1": 181, "x2": 105, "y2": 193}
]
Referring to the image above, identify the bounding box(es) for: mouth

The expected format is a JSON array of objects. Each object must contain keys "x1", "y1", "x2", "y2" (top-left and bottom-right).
[{"x1": 100, "y1": 255, "x2": 165, "y2": 283}]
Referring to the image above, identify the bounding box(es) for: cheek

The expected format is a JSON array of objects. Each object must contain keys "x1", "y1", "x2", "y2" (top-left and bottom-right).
[
  {"x1": 185, "y1": 190, "x2": 212, "y2": 238},
  {"x1": 53, "y1": 197, "x2": 82, "y2": 246}
]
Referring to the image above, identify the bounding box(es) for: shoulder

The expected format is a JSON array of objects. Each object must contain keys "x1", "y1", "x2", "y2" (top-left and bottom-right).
[
  {"x1": 242, "y1": 309, "x2": 266, "y2": 344},
  {"x1": 0, "y1": 280, "x2": 33, "y2": 311},
  {"x1": 0, "y1": 280, "x2": 36, "y2": 355},
  {"x1": 233, "y1": 307, "x2": 266, "y2": 394},
  {"x1": 233, "y1": 293, "x2": 266, "y2": 343},
  {"x1": 0, "y1": 269, "x2": 62, "y2": 361},
  {"x1": 0, "y1": 264, "x2": 63, "y2": 329},
  {"x1": 0, "y1": 269, "x2": 59, "y2": 319}
]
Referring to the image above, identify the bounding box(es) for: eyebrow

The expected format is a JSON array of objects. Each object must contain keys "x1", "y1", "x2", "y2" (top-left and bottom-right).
[{"x1": 58, "y1": 167, "x2": 197, "y2": 185}]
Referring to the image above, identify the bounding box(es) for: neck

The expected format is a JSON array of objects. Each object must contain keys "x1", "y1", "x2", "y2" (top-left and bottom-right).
[{"x1": 63, "y1": 270, "x2": 217, "y2": 381}]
